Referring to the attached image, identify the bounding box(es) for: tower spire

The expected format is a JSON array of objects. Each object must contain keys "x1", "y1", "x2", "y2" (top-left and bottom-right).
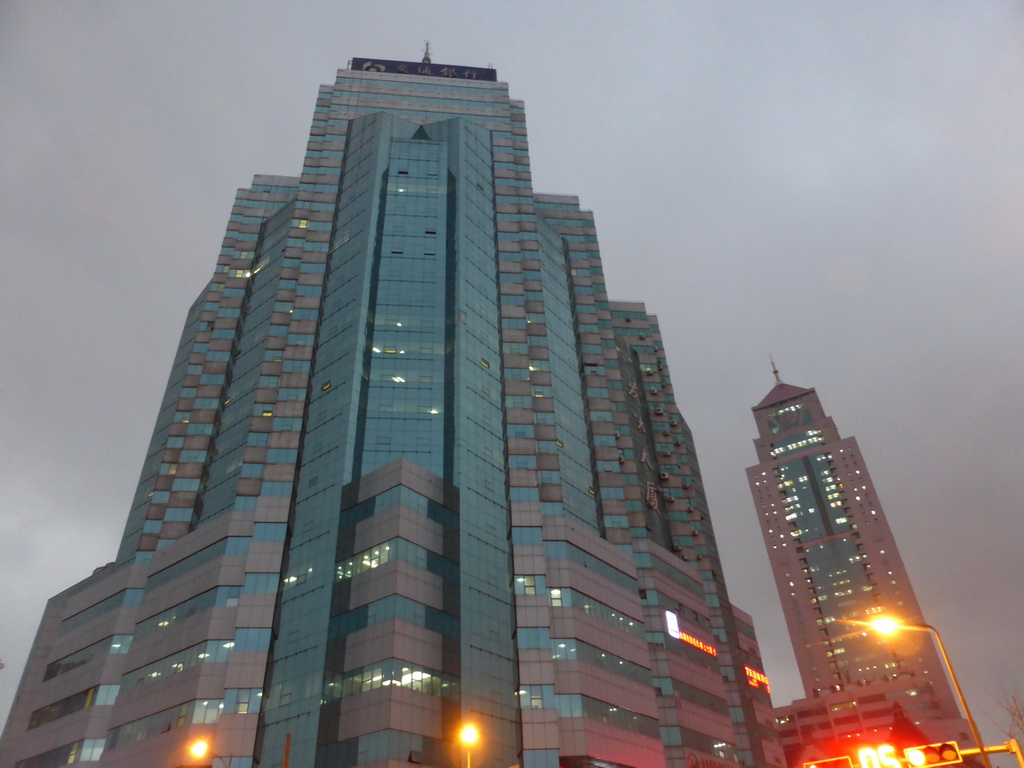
[
  {"x1": 770, "y1": 355, "x2": 782, "y2": 384},
  {"x1": 422, "y1": 40, "x2": 432, "y2": 64}
]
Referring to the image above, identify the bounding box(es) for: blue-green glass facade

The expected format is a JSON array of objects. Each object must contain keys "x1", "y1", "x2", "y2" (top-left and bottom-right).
[{"x1": 1, "y1": 59, "x2": 782, "y2": 768}]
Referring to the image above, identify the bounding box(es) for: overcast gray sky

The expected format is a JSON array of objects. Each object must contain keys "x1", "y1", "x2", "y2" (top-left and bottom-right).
[{"x1": 2, "y1": 1, "x2": 1022, "y2": 748}]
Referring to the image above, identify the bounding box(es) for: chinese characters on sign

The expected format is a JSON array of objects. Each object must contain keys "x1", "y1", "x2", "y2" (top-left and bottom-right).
[
  {"x1": 645, "y1": 481, "x2": 660, "y2": 513},
  {"x1": 639, "y1": 449, "x2": 653, "y2": 470},
  {"x1": 351, "y1": 58, "x2": 498, "y2": 82},
  {"x1": 744, "y1": 665, "x2": 771, "y2": 693},
  {"x1": 665, "y1": 610, "x2": 717, "y2": 656}
]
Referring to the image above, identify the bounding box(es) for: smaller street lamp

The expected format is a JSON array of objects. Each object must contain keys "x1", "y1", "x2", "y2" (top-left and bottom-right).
[
  {"x1": 189, "y1": 739, "x2": 234, "y2": 768},
  {"x1": 459, "y1": 724, "x2": 480, "y2": 768}
]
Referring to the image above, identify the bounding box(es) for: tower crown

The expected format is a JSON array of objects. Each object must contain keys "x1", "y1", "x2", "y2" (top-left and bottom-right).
[{"x1": 752, "y1": 380, "x2": 814, "y2": 411}]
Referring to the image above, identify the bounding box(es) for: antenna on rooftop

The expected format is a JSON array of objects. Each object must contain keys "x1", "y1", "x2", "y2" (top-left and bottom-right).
[
  {"x1": 770, "y1": 355, "x2": 782, "y2": 384},
  {"x1": 422, "y1": 41, "x2": 432, "y2": 64}
]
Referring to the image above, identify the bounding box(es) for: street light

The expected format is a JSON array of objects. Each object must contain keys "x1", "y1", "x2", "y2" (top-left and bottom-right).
[
  {"x1": 459, "y1": 723, "x2": 480, "y2": 768},
  {"x1": 189, "y1": 739, "x2": 234, "y2": 768},
  {"x1": 868, "y1": 618, "x2": 992, "y2": 768}
]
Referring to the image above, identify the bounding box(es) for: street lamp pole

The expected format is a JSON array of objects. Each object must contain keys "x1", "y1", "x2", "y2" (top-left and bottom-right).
[
  {"x1": 871, "y1": 619, "x2": 992, "y2": 768},
  {"x1": 924, "y1": 624, "x2": 992, "y2": 768}
]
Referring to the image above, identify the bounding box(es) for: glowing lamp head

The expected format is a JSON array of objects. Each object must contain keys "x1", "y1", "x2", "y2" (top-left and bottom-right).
[
  {"x1": 871, "y1": 617, "x2": 901, "y2": 635},
  {"x1": 459, "y1": 724, "x2": 479, "y2": 746},
  {"x1": 189, "y1": 740, "x2": 211, "y2": 759}
]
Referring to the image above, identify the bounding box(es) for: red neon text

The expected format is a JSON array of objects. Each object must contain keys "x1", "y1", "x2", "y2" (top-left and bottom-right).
[
  {"x1": 680, "y1": 632, "x2": 717, "y2": 656},
  {"x1": 745, "y1": 666, "x2": 771, "y2": 692}
]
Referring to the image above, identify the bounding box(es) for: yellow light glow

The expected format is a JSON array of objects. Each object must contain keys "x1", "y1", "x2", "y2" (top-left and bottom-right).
[
  {"x1": 459, "y1": 724, "x2": 479, "y2": 746},
  {"x1": 871, "y1": 617, "x2": 900, "y2": 635},
  {"x1": 189, "y1": 740, "x2": 210, "y2": 759}
]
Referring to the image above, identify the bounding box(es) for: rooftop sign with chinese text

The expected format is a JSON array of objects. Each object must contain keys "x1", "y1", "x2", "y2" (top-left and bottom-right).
[{"x1": 352, "y1": 58, "x2": 498, "y2": 82}]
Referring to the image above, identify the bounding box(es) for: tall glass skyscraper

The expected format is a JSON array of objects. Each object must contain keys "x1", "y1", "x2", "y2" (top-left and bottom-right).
[
  {"x1": 745, "y1": 371, "x2": 965, "y2": 757},
  {"x1": 1, "y1": 57, "x2": 783, "y2": 768}
]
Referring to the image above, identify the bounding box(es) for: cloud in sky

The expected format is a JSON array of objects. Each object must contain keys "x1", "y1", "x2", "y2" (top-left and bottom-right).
[{"x1": 2, "y1": 0, "x2": 1022, "y2": 743}]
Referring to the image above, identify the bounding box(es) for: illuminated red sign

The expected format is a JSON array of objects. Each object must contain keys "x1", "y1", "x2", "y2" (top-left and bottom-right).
[
  {"x1": 744, "y1": 666, "x2": 770, "y2": 692},
  {"x1": 665, "y1": 611, "x2": 717, "y2": 656},
  {"x1": 805, "y1": 744, "x2": 916, "y2": 768},
  {"x1": 680, "y1": 631, "x2": 717, "y2": 656},
  {"x1": 805, "y1": 758, "x2": 853, "y2": 768},
  {"x1": 857, "y1": 745, "x2": 901, "y2": 768}
]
